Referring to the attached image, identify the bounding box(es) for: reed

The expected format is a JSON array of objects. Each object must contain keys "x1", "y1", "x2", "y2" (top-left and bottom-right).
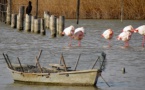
[{"x1": 11, "y1": 0, "x2": 145, "y2": 19}]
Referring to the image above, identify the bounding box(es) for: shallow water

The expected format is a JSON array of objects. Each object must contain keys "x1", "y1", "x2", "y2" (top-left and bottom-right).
[{"x1": 0, "y1": 19, "x2": 145, "y2": 90}]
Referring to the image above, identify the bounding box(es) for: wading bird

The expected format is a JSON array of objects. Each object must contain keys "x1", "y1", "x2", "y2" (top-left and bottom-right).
[
  {"x1": 117, "y1": 31, "x2": 132, "y2": 47},
  {"x1": 62, "y1": 25, "x2": 75, "y2": 46},
  {"x1": 134, "y1": 25, "x2": 145, "y2": 47},
  {"x1": 102, "y1": 29, "x2": 114, "y2": 47},
  {"x1": 122, "y1": 25, "x2": 134, "y2": 33},
  {"x1": 73, "y1": 27, "x2": 85, "y2": 46}
]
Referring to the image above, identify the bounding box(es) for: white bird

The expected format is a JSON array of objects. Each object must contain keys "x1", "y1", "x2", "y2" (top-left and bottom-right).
[
  {"x1": 122, "y1": 25, "x2": 134, "y2": 33},
  {"x1": 134, "y1": 25, "x2": 145, "y2": 47},
  {"x1": 117, "y1": 31, "x2": 132, "y2": 47},
  {"x1": 73, "y1": 27, "x2": 85, "y2": 46},
  {"x1": 62, "y1": 25, "x2": 75, "y2": 46},
  {"x1": 102, "y1": 29, "x2": 114, "y2": 47}
]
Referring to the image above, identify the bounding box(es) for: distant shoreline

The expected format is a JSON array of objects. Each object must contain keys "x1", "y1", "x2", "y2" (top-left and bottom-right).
[{"x1": 11, "y1": 0, "x2": 145, "y2": 20}]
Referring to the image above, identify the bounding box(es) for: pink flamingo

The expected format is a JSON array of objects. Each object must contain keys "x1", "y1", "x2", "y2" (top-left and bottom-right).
[
  {"x1": 117, "y1": 31, "x2": 132, "y2": 47},
  {"x1": 62, "y1": 25, "x2": 75, "y2": 46},
  {"x1": 122, "y1": 25, "x2": 134, "y2": 33},
  {"x1": 134, "y1": 25, "x2": 145, "y2": 47},
  {"x1": 102, "y1": 29, "x2": 114, "y2": 47},
  {"x1": 73, "y1": 27, "x2": 85, "y2": 46}
]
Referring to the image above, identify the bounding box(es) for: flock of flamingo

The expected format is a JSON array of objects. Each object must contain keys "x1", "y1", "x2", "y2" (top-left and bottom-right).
[{"x1": 62, "y1": 25, "x2": 145, "y2": 48}]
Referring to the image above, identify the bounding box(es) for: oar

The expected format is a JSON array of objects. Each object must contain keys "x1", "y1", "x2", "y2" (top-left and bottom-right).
[
  {"x1": 35, "y1": 56, "x2": 43, "y2": 73},
  {"x1": 91, "y1": 56, "x2": 100, "y2": 69},
  {"x1": 99, "y1": 52, "x2": 110, "y2": 87},
  {"x1": 6, "y1": 54, "x2": 14, "y2": 69},
  {"x1": 74, "y1": 53, "x2": 81, "y2": 71},
  {"x1": 61, "y1": 53, "x2": 67, "y2": 72},
  {"x1": 17, "y1": 57, "x2": 24, "y2": 72},
  {"x1": 100, "y1": 75, "x2": 110, "y2": 87},
  {"x1": 36, "y1": 50, "x2": 43, "y2": 66},
  {"x1": 3, "y1": 53, "x2": 10, "y2": 68}
]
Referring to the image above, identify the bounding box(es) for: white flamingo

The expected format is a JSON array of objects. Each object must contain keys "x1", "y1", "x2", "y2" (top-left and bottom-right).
[
  {"x1": 62, "y1": 25, "x2": 75, "y2": 46},
  {"x1": 134, "y1": 25, "x2": 145, "y2": 47},
  {"x1": 102, "y1": 29, "x2": 114, "y2": 47},
  {"x1": 117, "y1": 31, "x2": 132, "y2": 47},
  {"x1": 73, "y1": 27, "x2": 85, "y2": 46}
]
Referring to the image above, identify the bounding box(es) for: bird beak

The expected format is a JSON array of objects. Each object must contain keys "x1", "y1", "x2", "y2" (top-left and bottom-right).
[
  {"x1": 130, "y1": 29, "x2": 134, "y2": 33},
  {"x1": 134, "y1": 29, "x2": 138, "y2": 33},
  {"x1": 61, "y1": 32, "x2": 64, "y2": 35}
]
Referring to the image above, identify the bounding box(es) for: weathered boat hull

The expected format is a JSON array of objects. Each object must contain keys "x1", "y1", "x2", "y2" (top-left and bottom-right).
[{"x1": 9, "y1": 68, "x2": 100, "y2": 86}]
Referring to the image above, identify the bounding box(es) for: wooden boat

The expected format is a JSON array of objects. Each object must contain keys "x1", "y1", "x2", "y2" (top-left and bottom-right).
[
  {"x1": 8, "y1": 64, "x2": 101, "y2": 86},
  {"x1": 3, "y1": 51, "x2": 106, "y2": 86}
]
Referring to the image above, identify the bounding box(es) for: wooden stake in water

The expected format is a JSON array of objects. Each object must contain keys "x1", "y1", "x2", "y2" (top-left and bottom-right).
[
  {"x1": 57, "y1": 16, "x2": 65, "y2": 37},
  {"x1": 6, "y1": 6, "x2": 11, "y2": 25},
  {"x1": 34, "y1": 18, "x2": 40, "y2": 34},
  {"x1": 25, "y1": 14, "x2": 31, "y2": 32},
  {"x1": 122, "y1": 67, "x2": 126, "y2": 74},
  {"x1": 76, "y1": 0, "x2": 80, "y2": 24},
  {"x1": 46, "y1": 14, "x2": 50, "y2": 29},
  {"x1": 50, "y1": 15, "x2": 57, "y2": 38},
  {"x1": 40, "y1": 18, "x2": 46, "y2": 35},
  {"x1": 11, "y1": 14, "x2": 17, "y2": 28},
  {"x1": 17, "y1": 6, "x2": 25, "y2": 31},
  {"x1": 6, "y1": 0, "x2": 11, "y2": 25},
  {"x1": 36, "y1": 0, "x2": 38, "y2": 18},
  {"x1": 120, "y1": 0, "x2": 124, "y2": 22},
  {"x1": 44, "y1": 11, "x2": 49, "y2": 28}
]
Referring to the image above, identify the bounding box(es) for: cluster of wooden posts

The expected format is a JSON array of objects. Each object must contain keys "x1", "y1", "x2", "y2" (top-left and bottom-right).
[
  {"x1": 6, "y1": 5, "x2": 65, "y2": 37},
  {"x1": 0, "y1": 0, "x2": 7, "y2": 22}
]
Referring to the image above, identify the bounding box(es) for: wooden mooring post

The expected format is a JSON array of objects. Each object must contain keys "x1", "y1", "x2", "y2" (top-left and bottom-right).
[
  {"x1": 25, "y1": 14, "x2": 31, "y2": 32},
  {"x1": 31, "y1": 16, "x2": 36, "y2": 33},
  {"x1": 40, "y1": 18, "x2": 46, "y2": 35},
  {"x1": 57, "y1": 16, "x2": 65, "y2": 37},
  {"x1": 17, "y1": 6, "x2": 25, "y2": 31},
  {"x1": 0, "y1": 0, "x2": 7, "y2": 22},
  {"x1": 34, "y1": 18, "x2": 40, "y2": 34},
  {"x1": 50, "y1": 15, "x2": 57, "y2": 38},
  {"x1": 76, "y1": 0, "x2": 80, "y2": 24},
  {"x1": 44, "y1": 11, "x2": 50, "y2": 28},
  {"x1": 6, "y1": 0, "x2": 11, "y2": 25},
  {"x1": 11, "y1": 14, "x2": 17, "y2": 28},
  {"x1": 120, "y1": 0, "x2": 124, "y2": 22}
]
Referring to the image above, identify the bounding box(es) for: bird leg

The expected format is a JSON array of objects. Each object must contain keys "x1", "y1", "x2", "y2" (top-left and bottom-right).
[
  {"x1": 124, "y1": 41, "x2": 129, "y2": 47},
  {"x1": 127, "y1": 41, "x2": 129, "y2": 47},
  {"x1": 108, "y1": 40, "x2": 111, "y2": 47},
  {"x1": 142, "y1": 35, "x2": 145, "y2": 47},
  {"x1": 124, "y1": 41, "x2": 126, "y2": 47},
  {"x1": 78, "y1": 40, "x2": 81, "y2": 46},
  {"x1": 69, "y1": 37, "x2": 72, "y2": 47}
]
